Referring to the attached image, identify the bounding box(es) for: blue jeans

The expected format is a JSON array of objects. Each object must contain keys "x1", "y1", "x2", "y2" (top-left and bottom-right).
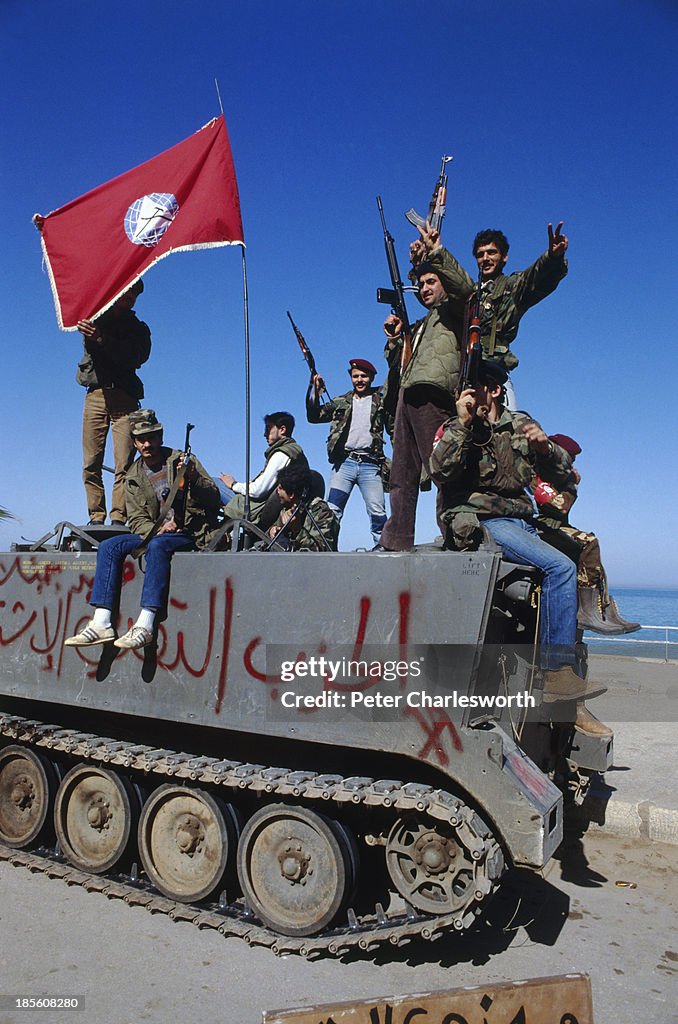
[
  {"x1": 328, "y1": 457, "x2": 387, "y2": 546},
  {"x1": 90, "y1": 533, "x2": 195, "y2": 612},
  {"x1": 213, "y1": 477, "x2": 235, "y2": 505},
  {"x1": 483, "y1": 517, "x2": 577, "y2": 670}
]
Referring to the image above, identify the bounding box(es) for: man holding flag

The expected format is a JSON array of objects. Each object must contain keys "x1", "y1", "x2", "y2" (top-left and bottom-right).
[
  {"x1": 76, "y1": 279, "x2": 151, "y2": 525},
  {"x1": 33, "y1": 113, "x2": 245, "y2": 521},
  {"x1": 33, "y1": 115, "x2": 244, "y2": 329}
]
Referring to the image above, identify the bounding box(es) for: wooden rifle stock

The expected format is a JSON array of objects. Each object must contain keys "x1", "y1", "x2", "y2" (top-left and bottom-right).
[
  {"x1": 287, "y1": 311, "x2": 331, "y2": 401},
  {"x1": 405, "y1": 155, "x2": 453, "y2": 233},
  {"x1": 458, "y1": 272, "x2": 484, "y2": 392},
  {"x1": 174, "y1": 422, "x2": 195, "y2": 528}
]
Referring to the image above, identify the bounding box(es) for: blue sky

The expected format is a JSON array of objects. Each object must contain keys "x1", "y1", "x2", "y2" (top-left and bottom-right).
[{"x1": 1, "y1": 0, "x2": 676, "y2": 586}]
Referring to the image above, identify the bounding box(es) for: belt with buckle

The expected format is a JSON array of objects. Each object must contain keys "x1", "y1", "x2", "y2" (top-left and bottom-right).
[{"x1": 346, "y1": 451, "x2": 379, "y2": 464}]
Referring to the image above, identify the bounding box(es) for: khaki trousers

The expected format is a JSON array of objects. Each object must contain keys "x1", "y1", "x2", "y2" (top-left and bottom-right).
[{"x1": 82, "y1": 388, "x2": 138, "y2": 523}]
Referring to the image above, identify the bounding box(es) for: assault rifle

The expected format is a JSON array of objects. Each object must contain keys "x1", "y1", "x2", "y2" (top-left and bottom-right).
[
  {"x1": 405, "y1": 155, "x2": 453, "y2": 233},
  {"x1": 376, "y1": 196, "x2": 412, "y2": 338},
  {"x1": 458, "y1": 271, "x2": 484, "y2": 392},
  {"x1": 376, "y1": 195, "x2": 414, "y2": 387},
  {"x1": 173, "y1": 422, "x2": 195, "y2": 528},
  {"x1": 287, "y1": 311, "x2": 331, "y2": 402},
  {"x1": 131, "y1": 422, "x2": 194, "y2": 555},
  {"x1": 262, "y1": 491, "x2": 334, "y2": 553}
]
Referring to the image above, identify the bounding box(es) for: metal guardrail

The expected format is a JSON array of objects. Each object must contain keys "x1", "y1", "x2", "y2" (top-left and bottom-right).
[{"x1": 585, "y1": 624, "x2": 678, "y2": 662}]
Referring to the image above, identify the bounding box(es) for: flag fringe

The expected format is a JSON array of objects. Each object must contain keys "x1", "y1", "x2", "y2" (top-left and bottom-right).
[{"x1": 44, "y1": 238, "x2": 246, "y2": 332}]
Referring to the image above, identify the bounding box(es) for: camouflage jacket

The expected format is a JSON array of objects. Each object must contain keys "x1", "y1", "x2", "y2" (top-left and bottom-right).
[
  {"x1": 306, "y1": 388, "x2": 387, "y2": 464},
  {"x1": 125, "y1": 447, "x2": 222, "y2": 548},
  {"x1": 426, "y1": 245, "x2": 568, "y2": 371},
  {"x1": 429, "y1": 409, "x2": 572, "y2": 550},
  {"x1": 76, "y1": 308, "x2": 151, "y2": 399},
  {"x1": 270, "y1": 497, "x2": 339, "y2": 552}
]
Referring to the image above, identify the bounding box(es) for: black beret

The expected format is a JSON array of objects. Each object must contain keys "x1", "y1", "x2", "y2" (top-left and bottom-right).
[{"x1": 477, "y1": 360, "x2": 508, "y2": 386}]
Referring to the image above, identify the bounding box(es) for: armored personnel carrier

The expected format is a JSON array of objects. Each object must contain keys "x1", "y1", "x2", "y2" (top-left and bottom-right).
[{"x1": 0, "y1": 522, "x2": 611, "y2": 956}]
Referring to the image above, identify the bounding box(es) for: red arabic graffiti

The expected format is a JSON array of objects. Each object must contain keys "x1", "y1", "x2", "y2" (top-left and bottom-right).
[
  {"x1": 405, "y1": 706, "x2": 464, "y2": 765},
  {"x1": 0, "y1": 554, "x2": 463, "y2": 764}
]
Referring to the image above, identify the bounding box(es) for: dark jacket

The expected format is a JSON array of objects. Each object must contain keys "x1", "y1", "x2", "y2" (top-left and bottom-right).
[{"x1": 76, "y1": 308, "x2": 151, "y2": 399}]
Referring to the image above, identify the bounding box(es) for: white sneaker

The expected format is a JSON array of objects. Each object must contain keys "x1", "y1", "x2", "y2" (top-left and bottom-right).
[
  {"x1": 64, "y1": 621, "x2": 116, "y2": 647},
  {"x1": 114, "y1": 626, "x2": 154, "y2": 650}
]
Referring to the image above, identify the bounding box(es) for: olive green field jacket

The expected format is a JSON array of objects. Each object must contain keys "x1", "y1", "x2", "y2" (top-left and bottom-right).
[{"x1": 125, "y1": 447, "x2": 222, "y2": 548}]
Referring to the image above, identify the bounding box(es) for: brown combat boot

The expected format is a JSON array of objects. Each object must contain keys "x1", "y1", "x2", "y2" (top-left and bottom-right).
[
  {"x1": 601, "y1": 597, "x2": 640, "y2": 634},
  {"x1": 542, "y1": 665, "x2": 607, "y2": 703},
  {"x1": 577, "y1": 587, "x2": 627, "y2": 635},
  {"x1": 575, "y1": 703, "x2": 613, "y2": 738}
]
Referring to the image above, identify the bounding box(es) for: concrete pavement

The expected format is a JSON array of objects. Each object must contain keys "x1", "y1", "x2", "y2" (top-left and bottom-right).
[{"x1": 577, "y1": 655, "x2": 678, "y2": 845}]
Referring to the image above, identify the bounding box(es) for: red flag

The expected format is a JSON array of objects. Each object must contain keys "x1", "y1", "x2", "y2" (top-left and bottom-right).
[{"x1": 35, "y1": 116, "x2": 244, "y2": 329}]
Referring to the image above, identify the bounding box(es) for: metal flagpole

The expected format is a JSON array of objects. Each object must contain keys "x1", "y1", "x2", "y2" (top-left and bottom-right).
[
  {"x1": 241, "y1": 246, "x2": 252, "y2": 538},
  {"x1": 214, "y1": 77, "x2": 225, "y2": 116},
  {"x1": 215, "y1": 78, "x2": 251, "y2": 548}
]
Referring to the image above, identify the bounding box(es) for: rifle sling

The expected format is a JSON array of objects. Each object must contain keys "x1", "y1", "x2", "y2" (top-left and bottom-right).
[{"x1": 131, "y1": 460, "x2": 189, "y2": 557}]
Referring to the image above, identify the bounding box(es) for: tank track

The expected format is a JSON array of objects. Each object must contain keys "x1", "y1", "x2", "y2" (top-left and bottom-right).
[{"x1": 0, "y1": 712, "x2": 504, "y2": 958}]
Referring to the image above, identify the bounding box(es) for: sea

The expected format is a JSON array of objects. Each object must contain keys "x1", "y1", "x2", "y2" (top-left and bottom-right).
[{"x1": 585, "y1": 586, "x2": 678, "y2": 660}]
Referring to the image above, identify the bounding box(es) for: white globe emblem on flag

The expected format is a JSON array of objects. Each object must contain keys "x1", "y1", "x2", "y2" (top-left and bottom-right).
[{"x1": 124, "y1": 193, "x2": 179, "y2": 247}]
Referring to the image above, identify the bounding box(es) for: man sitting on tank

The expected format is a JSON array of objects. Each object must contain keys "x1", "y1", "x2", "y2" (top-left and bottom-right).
[
  {"x1": 429, "y1": 360, "x2": 610, "y2": 738},
  {"x1": 266, "y1": 464, "x2": 339, "y2": 552},
  {"x1": 215, "y1": 411, "x2": 308, "y2": 529},
  {"x1": 64, "y1": 409, "x2": 221, "y2": 652}
]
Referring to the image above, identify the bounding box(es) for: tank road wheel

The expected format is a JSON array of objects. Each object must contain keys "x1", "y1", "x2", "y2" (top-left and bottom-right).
[
  {"x1": 0, "y1": 745, "x2": 59, "y2": 848},
  {"x1": 54, "y1": 765, "x2": 140, "y2": 874},
  {"x1": 236, "y1": 804, "x2": 357, "y2": 937},
  {"x1": 386, "y1": 817, "x2": 478, "y2": 916},
  {"x1": 138, "y1": 785, "x2": 239, "y2": 903}
]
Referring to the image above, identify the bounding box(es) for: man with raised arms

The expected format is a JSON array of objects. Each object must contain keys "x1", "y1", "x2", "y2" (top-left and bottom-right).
[
  {"x1": 376, "y1": 258, "x2": 463, "y2": 551},
  {"x1": 413, "y1": 220, "x2": 568, "y2": 409}
]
